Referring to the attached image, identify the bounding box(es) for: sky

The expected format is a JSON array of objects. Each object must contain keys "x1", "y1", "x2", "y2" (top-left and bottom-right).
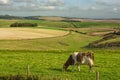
[{"x1": 0, "y1": 0, "x2": 120, "y2": 18}]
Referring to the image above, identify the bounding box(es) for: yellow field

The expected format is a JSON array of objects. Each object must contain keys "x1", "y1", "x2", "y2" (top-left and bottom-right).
[{"x1": 0, "y1": 28, "x2": 69, "y2": 40}]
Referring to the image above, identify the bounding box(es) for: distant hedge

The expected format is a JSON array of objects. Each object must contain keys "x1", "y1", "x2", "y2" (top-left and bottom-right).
[{"x1": 10, "y1": 22, "x2": 38, "y2": 27}]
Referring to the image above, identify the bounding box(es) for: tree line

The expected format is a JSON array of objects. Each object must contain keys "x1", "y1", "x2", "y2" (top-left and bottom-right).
[{"x1": 10, "y1": 22, "x2": 38, "y2": 27}]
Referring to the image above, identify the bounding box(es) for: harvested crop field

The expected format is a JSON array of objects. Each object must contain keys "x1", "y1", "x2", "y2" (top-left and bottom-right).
[{"x1": 0, "y1": 28, "x2": 69, "y2": 40}]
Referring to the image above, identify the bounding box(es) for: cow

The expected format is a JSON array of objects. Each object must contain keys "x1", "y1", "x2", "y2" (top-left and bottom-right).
[{"x1": 62, "y1": 52, "x2": 94, "y2": 72}]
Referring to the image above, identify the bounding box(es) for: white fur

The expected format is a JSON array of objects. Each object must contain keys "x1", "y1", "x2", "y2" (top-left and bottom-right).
[
  {"x1": 71, "y1": 52, "x2": 79, "y2": 65},
  {"x1": 84, "y1": 56, "x2": 94, "y2": 65},
  {"x1": 71, "y1": 52, "x2": 79, "y2": 71},
  {"x1": 71, "y1": 52, "x2": 94, "y2": 71}
]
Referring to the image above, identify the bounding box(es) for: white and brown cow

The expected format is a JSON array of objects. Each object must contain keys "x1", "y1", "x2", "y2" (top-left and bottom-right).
[{"x1": 62, "y1": 52, "x2": 94, "y2": 72}]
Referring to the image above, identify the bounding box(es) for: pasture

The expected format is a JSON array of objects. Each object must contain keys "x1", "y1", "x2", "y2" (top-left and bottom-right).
[
  {"x1": 0, "y1": 19, "x2": 120, "y2": 79},
  {"x1": 0, "y1": 50, "x2": 120, "y2": 80}
]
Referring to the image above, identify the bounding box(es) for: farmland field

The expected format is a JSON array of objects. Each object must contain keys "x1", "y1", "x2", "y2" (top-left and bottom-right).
[
  {"x1": 0, "y1": 50, "x2": 120, "y2": 80},
  {"x1": 0, "y1": 28, "x2": 69, "y2": 40},
  {"x1": 0, "y1": 19, "x2": 120, "y2": 80}
]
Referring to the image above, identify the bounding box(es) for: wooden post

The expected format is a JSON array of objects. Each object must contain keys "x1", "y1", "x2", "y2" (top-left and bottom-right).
[
  {"x1": 27, "y1": 65, "x2": 31, "y2": 78},
  {"x1": 96, "y1": 72, "x2": 99, "y2": 80}
]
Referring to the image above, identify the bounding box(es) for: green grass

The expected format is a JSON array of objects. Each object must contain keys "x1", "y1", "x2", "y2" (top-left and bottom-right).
[
  {"x1": 0, "y1": 19, "x2": 73, "y2": 28},
  {"x1": 99, "y1": 36, "x2": 120, "y2": 44},
  {"x1": 0, "y1": 32, "x2": 100, "y2": 51},
  {"x1": 72, "y1": 22, "x2": 120, "y2": 28},
  {"x1": 0, "y1": 50, "x2": 120, "y2": 80},
  {"x1": 0, "y1": 19, "x2": 18, "y2": 27},
  {"x1": 0, "y1": 19, "x2": 120, "y2": 79},
  {"x1": 15, "y1": 20, "x2": 73, "y2": 28},
  {"x1": 0, "y1": 19, "x2": 120, "y2": 28}
]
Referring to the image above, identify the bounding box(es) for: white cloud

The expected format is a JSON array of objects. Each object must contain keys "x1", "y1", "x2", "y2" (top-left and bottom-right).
[
  {"x1": 40, "y1": 0, "x2": 64, "y2": 6},
  {"x1": 92, "y1": 0, "x2": 120, "y2": 14},
  {"x1": 0, "y1": 0, "x2": 65, "y2": 11},
  {"x1": 80, "y1": 6, "x2": 99, "y2": 12},
  {"x1": 0, "y1": 0, "x2": 10, "y2": 4},
  {"x1": 0, "y1": 0, "x2": 120, "y2": 18},
  {"x1": 94, "y1": 0, "x2": 120, "y2": 6},
  {"x1": 13, "y1": 0, "x2": 35, "y2": 3},
  {"x1": 113, "y1": 8, "x2": 118, "y2": 13},
  {"x1": 91, "y1": 6, "x2": 97, "y2": 10},
  {"x1": 39, "y1": 6, "x2": 55, "y2": 10}
]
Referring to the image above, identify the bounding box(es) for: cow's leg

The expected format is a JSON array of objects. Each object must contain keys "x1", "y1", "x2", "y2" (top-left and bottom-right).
[
  {"x1": 72, "y1": 61, "x2": 76, "y2": 72},
  {"x1": 72, "y1": 65, "x2": 75, "y2": 72},
  {"x1": 89, "y1": 65, "x2": 94, "y2": 72},
  {"x1": 78, "y1": 65, "x2": 80, "y2": 71},
  {"x1": 91, "y1": 65, "x2": 94, "y2": 72}
]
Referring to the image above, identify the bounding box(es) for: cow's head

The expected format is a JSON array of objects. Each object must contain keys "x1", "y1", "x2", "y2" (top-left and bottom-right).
[
  {"x1": 62, "y1": 64, "x2": 67, "y2": 72},
  {"x1": 62, "y1": 55, "x2": 73, "y2": 72}
]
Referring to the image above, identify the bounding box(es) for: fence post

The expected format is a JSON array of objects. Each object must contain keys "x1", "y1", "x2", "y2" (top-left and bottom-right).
[
  {"x1": 27, "y1": 65, "x2": 31, "y2": 78},
  {"x1": 96, "y1": 71, "x2": 99, "y2": 80}
]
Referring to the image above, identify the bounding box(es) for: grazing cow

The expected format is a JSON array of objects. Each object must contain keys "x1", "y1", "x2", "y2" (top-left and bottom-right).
[{"x1": 62, "y1": 52, "x2": 94, "y2": 72}]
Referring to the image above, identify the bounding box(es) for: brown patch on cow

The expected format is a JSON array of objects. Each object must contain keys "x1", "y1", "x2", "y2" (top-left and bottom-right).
[
  {"x1": 86, "y1": 52, "x2": 94, "y2": 61},
  {"x1": 77, "y1": 52, "x2": 85, "y2": 63}
]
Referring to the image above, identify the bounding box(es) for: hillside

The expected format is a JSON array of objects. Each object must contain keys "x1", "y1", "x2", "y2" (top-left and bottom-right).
[
  {"x1": 87, "y1": 29, "x2": 120, "y2": 48},
  {"x1": 1, "y1": 15, "x2": 120, "y2": 23},
  {"x1": 0, "y1": 19, "x2": 120, "y2": 80},
  {"x1": 0, "y1": 19, "x2": 120, "y2": 49}
]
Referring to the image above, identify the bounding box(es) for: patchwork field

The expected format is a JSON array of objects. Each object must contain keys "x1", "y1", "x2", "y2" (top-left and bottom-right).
[
  {"x1": 0, "y1": 19, "x2": 120, "y2": 80},
  {"x1": 0, "y1": 28, "x2": 69, "y2": 40}
]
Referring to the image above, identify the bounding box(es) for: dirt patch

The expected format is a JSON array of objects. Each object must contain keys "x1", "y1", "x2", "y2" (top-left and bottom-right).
[{"x1": 0, "y1": 28, "x2": 69, "y2": 40}]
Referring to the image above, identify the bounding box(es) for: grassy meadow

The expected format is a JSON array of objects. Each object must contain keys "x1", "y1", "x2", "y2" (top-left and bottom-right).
[
  {"x1": 1, "y1": 19, "x2": 120, "y2": 28},
  {"x1": 0, "y1": 50, "x2": 120, "y2": 80},
  {"x1": 0, "y1": 19, "x2": 120, "y2": 80}
]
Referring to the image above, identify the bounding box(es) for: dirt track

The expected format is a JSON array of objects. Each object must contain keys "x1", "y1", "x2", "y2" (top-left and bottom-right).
[{"x1": 0, "y1": 28, "x2": 69, "y2": 40}]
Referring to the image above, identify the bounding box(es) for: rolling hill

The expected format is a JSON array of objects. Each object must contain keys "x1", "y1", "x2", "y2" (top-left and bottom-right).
[
  {"x1": 87, "y1": 29, "x2": 120, "y2": 48},
  {"x1": 0, "y1": 19, "x2": 120, "y2": 80}
]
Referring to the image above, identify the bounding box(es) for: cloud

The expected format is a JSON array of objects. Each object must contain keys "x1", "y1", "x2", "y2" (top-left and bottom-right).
[
  {"x1": 82, "y1": 6, "x2": 98, "y2": 11},
  {"x1": 94, "y1": 0, "x2": 120, "y2": 6},
  {"x1": 13, "y1": 0, "x2": 35, "y2": 3},
  {"x1": 113, "y1": 8, "x2": 118, "y2": 13},
  {"x1": 40, "y1": 0, "x2": 64, "y2": 6},
  {"x1": 38, "y1": 0, "x2": 65, "y2": 10},
  {"x1": 0, "y1": 0, "x2": 65, "y2": 11},
  {"x1": 0, "y1": 0, "x2": 10, "y2": 5},
  {"x1": 0, "y1": 0, "x2": 120, "y2": 18}
]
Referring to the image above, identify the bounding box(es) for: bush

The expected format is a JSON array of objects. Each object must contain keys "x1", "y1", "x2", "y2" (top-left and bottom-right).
[{"x1": 10, "y1": 22, "x2": 38, "y2": 27}]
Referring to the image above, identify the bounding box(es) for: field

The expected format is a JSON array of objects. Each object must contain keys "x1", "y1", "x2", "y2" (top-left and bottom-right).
[
  {"x1": 0, "y1": 19, "x2": 120, "y2": 80},
  {"x1": 0, "y1": 28, "x2": 68, "y2": 40},
  {"x1": 0, "y1": 50, "x2": 120, "y2": 80}
]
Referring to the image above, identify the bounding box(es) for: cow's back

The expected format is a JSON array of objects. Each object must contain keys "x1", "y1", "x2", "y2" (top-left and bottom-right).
[{"x1": 71, "y1": 52, "x2": 79, "y2": 64}]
